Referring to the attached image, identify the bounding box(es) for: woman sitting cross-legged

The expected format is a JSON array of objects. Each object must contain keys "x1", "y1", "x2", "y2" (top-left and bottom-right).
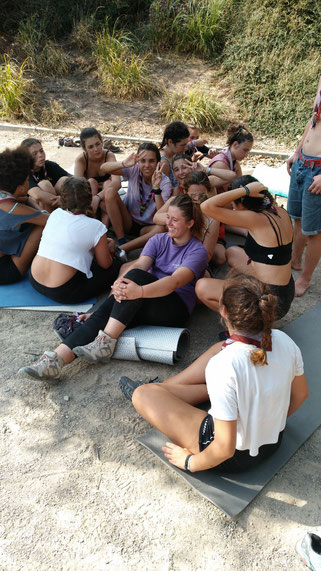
[
  {"x1": 29, "y1": 176, "x2": 121, "y2": 303},
  {"x1": 0, "y1": 147, "x2": 48, "y2": 285},
  {"x1": 124, "y1": 273, "x2": 308, "y2": 473},
  {"x1": 196, "y1": 176, "x2": 294, "y2": 319},
  {"x1": 100, "y1": 143, "x2": 172, "y2": 253},
  {"x1": 19, "y1": 195, "x2": 208, "y2": 381}
]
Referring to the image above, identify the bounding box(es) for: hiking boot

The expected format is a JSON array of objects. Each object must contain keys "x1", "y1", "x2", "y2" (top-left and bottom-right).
[
  {"x1": 119, "y1": 376, "x2": 162, "y2": 401},
  {"x1": 19, "y1": 351, "x2": 64, "y2": 381},
  {"x1": 296, "y1": 532, "x2": 321, "y2": 571},
  {"x1": 73, "y1": 330, "x2": 117, "y2": 363}
]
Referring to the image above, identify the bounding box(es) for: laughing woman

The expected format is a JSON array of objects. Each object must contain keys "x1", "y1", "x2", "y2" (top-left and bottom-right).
[{"x1": 19, "y1": 195, "x2": 208, "y2": 381}]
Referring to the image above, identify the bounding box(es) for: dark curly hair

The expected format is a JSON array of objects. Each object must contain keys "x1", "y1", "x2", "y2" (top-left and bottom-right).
[
  {"x1": 226, "y1": 123, "x2": 253, "y2": 147},
  {"x1": 221, "y1": 272, "x2": 277, "y2": 366},
  {"x1": 160, "y1": 121, "x2": 190, "y2": 148},
  {"x1": 0, "y1": 147, "x2": 32, "y2": 194},
  {"x1": 229, "y1": 175, "x2": 276, "y2": 213},
  {"x1": 60, "y1": 176, "x2": 93, "y2": 217}
]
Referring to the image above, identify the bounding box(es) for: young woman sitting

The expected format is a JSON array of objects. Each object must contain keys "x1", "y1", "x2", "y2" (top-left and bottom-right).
[
  {"x1": 100, "y1": 143, "x2": 172, "y2": 253},
  {"x1": 159, "y1": 121, "x2": 190, "y2": 187},
  {"x1": 74, "y1": 127, "x2": 121, "y2": 222},
  {"x1": 196, "y1": 176, "x2": 294, "y2": 319},
  {"x1": 172, "y1": 154, "x2": 236, "y2": 195},
  {"x1": 29, "y1": 176, "x2": 120, "y2": 303},
  {"x1": 154, "y1": 171, "x2": 219, "y2": 263},
  {"x1": 19, "y1": 195, "x2": 208, "y2": 381},
  {"x1": 21, "y1": 138, "x2": 69, "y2": 212},
  {"x1": 0, "y1": 147, "x2": 48, "y2": 285},
  {"x1": 128, "y1": 273, "x2": 308, "y2": 473}
]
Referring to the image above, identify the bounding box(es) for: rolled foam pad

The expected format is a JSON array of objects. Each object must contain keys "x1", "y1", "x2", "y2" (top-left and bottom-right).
[
  {"x1": 113, "y1": 326, "x2": 190, "y2": 365},
  {"x1": 137, "y1": 303, "x2": 321, "y2": 517}
]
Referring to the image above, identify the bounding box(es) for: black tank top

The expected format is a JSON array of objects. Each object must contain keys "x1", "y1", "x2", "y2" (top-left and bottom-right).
[
  {"x1": 244, "y1": 211, "x2": 292, "y2": 266},
  {"x1": 83, "y1": 150, "x2": 111, "y2": 183}
]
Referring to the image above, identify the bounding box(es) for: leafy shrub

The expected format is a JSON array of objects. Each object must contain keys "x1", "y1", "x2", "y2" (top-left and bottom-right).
[
  {"x1": 0, "y1": 56, "x2": 33, "y2": 119},
  {"x1": 95, "y1": 22, "x2": 158, "y2": 99},
  {"x1": 160, "y1": 87, "x2": 225, "y2": 131}
]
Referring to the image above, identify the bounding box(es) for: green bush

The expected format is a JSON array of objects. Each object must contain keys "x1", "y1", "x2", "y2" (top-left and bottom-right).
[
  {"x1": 0, "y1": 56, "x2": 33, "y2": 119},
  {"x1": 95, "y1": 22, "x2": 158, "y2": 99},
  {"x1": 220, "y1": 0, "x2": 321, "y2": 140},
  {"x1": 160, "y1": 87, "x2": 225, "y2": 131}
]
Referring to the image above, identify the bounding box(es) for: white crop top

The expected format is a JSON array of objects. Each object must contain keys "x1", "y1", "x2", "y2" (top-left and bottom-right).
[{"x1": 37, "y1": 209, "x2": 106, "y2": 278}]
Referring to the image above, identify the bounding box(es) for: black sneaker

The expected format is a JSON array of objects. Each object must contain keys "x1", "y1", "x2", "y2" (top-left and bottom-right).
[{"x1": 119, "y1": 376, "x2": 162, "y2": 401}]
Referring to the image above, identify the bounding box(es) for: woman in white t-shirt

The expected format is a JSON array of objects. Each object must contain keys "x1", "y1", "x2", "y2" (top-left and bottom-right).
[
  {"x1": 130, "y1": 273, "x2": 309, "y2": 473},
  {"x1": 29, "y1": 176, "x2": 120, "y2": 303}
]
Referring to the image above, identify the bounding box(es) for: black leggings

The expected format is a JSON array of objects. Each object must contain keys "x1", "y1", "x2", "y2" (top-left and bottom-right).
[
  {"x1": 0, "y1": 256, "x2": 23, "y2": 285},
  {"x1": 29, "y1": 260, "x2": 121, "y2": 304},
  {"x1": 199, "y1": 414, "x2": 284, "y2": 473},
  {"x1": 63, "y1": 269, "x2": 190, "y2": 350}
]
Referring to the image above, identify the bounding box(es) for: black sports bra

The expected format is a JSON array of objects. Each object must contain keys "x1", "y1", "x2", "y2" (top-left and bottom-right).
[
  {"x1": 83, "y1": 150, "x2": 111, "y2": 183},
  {"x1": 244, "y1": 211, "x2": 292, "y2": 266}
]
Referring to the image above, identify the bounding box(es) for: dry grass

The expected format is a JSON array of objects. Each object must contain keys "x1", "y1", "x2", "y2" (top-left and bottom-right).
[
  {"x1": 160, "y1": 87, "x2": 225, "y2": 131},
  {"x1": 0, "y1": 56, "x2": 34, "y2": 120}
]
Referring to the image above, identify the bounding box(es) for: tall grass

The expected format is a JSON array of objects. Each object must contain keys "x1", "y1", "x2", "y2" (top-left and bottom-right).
[
  {"x1": 160, "y1": 88, "x2": 225, "y2": 131},
  {"x1": 148, "y1": 0, "x2": 227, "y2": 56},
  {"x1": 95, "y1": 22, "x2": 158, "y2": 99},
  {"x1": 0, "y1": 56, "x2": 33, "y2": 119}
]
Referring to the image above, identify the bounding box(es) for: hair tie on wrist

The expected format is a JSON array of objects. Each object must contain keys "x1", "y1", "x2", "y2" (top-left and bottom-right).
[
  {"x1": 242, "y1": 184, "x2": 250, "y2": 196},
  {"x1": 185, "y1": 454, "x2": 193, "y2": 471}
]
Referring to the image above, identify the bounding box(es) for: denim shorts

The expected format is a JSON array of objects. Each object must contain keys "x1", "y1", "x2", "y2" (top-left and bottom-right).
[{"x1": 287, "y1": 152, "x2": 321, "y2": 235}]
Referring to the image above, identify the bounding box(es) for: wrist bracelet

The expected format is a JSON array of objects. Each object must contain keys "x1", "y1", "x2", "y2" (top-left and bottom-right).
[
  {"x1": 185, "y1": 454, "x2": 193, "y2": 472},
  {"x1": 206, "y1": 166, "x2": 211, "y2": 175},
  {"x1": 242, "y1": 184, "x2": 250, "y2": 196},
  {"x1": 152, "y1": 187, "x2": 162, "y2": 195}
]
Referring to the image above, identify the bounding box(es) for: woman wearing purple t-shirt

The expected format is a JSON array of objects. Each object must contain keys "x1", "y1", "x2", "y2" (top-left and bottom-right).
[
  {"x1": 19, "y1": 195, "x2": 208, "y2": 381},
  {"x1": 99, "y1": 143, "x2": 172, "y2": 255}
]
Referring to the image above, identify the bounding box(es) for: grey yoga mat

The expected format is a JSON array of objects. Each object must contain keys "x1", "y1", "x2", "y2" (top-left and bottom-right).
[
  {"x1": 137, "y1": 302, "x2": 321, "y2": 518},
  {"x1": 113, "y1": 326, "x2": 190, "y2": 365}
]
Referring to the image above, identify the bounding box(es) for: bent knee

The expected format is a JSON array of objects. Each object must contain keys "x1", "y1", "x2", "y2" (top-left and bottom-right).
[
  {"x1": 195, "y1": 277, "x2": 212, "y2": 302},
  {"x1": 132, "y1": 383, "x2": 157, "y2": 412},
  {"x1": 226, "y1": 246, "x2": 242, "y2": 267}
]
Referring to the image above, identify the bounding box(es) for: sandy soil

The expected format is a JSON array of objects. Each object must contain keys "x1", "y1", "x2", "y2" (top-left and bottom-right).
[{"x1": 0, "y1": 59, "x2": 320, "y2": 569}]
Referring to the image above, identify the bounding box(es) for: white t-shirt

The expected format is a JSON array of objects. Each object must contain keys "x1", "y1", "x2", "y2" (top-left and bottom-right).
[
  {"x1": 205, "y1": 329, "x2": 304, "y2": 456},
  {"x1": 37, "y1": 209, "x2": 106, "y2": 278}
]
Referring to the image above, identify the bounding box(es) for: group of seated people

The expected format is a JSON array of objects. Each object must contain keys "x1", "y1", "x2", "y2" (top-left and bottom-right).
[{"x1": 0, "y1": 120, "x2": 308, "y2": 476}]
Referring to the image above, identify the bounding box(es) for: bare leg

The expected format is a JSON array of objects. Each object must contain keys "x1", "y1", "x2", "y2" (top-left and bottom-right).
[
  {"x1": 54, "y1": 176, "x2": 68, "y2": 194},
  {"x1": 291, "y1": 219, "x2": 307, "y2": 271},
  {"x1": 195, "y1": 277, "x2": 224, "y2": 313},
  {"x1": 133, "y1": 384, "x2": 206, "y2": 453},
  {"x1": 28, "y1": 185, "x2": 59, "y2": 212},
  {"x1": 295, "y1": 232, "x2": 321, "y2": 296},
  {"x1": 104, "y1": 317, "x2": 126, "y2": 339},
  {"x1": 55, "y1": 344, "x2": 76, "y2": 364},
  {"x1": 12, "y1": 225, "x2": 44, "y2": 275},
  {"x1": 211, "y1": 243, "x2": 226, "y2": 266},
  {"x1": 121, "y1": 224, "x2": 165, "y2": 253},
  {"x1": 105, "y1": 188, "x2": 132, "y2": 240},
  {"x1": 226, "y1": 245, "x2": 254, "y2": 274}
]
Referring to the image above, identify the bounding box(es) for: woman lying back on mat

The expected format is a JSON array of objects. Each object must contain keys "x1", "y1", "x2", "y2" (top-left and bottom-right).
[
  {"x1": 21, "y1": 138, "x2": 69, "y2": 212},
  {"x1": 98, "y1": 143, "x2": 172, "y2": 255},
  {"x1": 19, "y1": 194, "x2": 208, "y2": 381},
  {"x1": 196, "y1": 176, "x2": 294, "y2": 319},
  {"x1": 123, "y1": 273, "x2": 308, "y2": 473},
  {"x1": 29, "y1": 176, "x2": 120, "y2": 304},
  {"x1": 74, "y1": 127, "x2": 121, "y2": 222},
  {"x1": 0, "y1": 147, "x2": 48, "y2": 285}
]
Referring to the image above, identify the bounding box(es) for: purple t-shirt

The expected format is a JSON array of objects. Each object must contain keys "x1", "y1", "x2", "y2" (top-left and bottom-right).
[
  {"x1": 141, "y1": 232, "x2": 208, "y2": 314},
  {"x1": 122, "y1": 164, "x2": 172, "y2": 225}
]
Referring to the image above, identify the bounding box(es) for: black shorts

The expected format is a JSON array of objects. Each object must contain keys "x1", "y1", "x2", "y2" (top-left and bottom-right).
[
  {"x1": 0, "y1": 256, "x2": 23, "y2": 285},
  {"x1": 268, "y1": 275, "x2": 295, "y2": 320},
  {"x1": 129, "y1": 220, "x2": 152, "y2": 237},
  {"x1": 199, "y1": 414, "x2": 284, "y2": 473}
]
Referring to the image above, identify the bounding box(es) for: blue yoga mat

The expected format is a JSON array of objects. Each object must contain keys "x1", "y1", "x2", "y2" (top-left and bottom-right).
[{"x1": 0, "y1": 277, "x2": 95, "y2": 311}]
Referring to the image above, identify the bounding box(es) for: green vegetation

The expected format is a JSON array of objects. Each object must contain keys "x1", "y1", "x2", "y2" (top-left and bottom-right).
[
  {"x1": 160, "y1": 88, "x2": 225, "y2": 131},
  {"x1": 40, "y1": 100, "x2": 69, "y2": 126},
  {"x1": 95, "y1": 22, "x2": 157, "y2": 99},
  {"x1": 0, "y1": 56, "x2": 33, "y2": 120}
]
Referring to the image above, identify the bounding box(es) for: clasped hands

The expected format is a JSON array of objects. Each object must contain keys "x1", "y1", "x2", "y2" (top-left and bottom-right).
[{"x1": 111, "y1": 277, "x2": 142, "y2": 303}]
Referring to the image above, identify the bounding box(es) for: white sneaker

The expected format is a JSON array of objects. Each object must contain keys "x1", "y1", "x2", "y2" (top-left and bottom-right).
[
  {"x1": 296, "y1": 532, "x2": 321, "y2": 571},
  {"x1": 73, "y1": 330, "x2": 117, "y2": 363},
  {"x1": 19, "y1": 351, "x2": 64, "y2": 381}
]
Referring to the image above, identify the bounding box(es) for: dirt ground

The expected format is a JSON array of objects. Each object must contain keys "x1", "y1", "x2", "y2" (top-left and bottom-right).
[{"x1": 0, "y1": 58, "x2": 320, "y2": 569}]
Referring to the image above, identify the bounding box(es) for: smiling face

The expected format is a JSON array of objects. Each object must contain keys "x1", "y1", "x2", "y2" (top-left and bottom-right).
[
  {"x1": 231, "y1": 140, "x2": 253, "y2": 162},
  {"x1": 187, "y1": 183, "x2": 208, "y2": 204},
  {"x1": 84, "y1": 135, "x2": 104, "y2": 160},
  {"x1": 172, "y1": 158, "x2": 190, "y2": 183},
  {"x1": 138, "y1": 150, "x2": 158, "y2": 180},
  {"x1": 166, "y1": 204, "x2": 194, "y2": 242},
  {"x1": 29, "y1": 143, "x2": 46, "y2": 170}
]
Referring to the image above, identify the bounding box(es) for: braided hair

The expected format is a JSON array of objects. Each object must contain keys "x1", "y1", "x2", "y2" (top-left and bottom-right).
[{"x1": 60, "y1": 176, "x2": 93, "y2": 217}]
